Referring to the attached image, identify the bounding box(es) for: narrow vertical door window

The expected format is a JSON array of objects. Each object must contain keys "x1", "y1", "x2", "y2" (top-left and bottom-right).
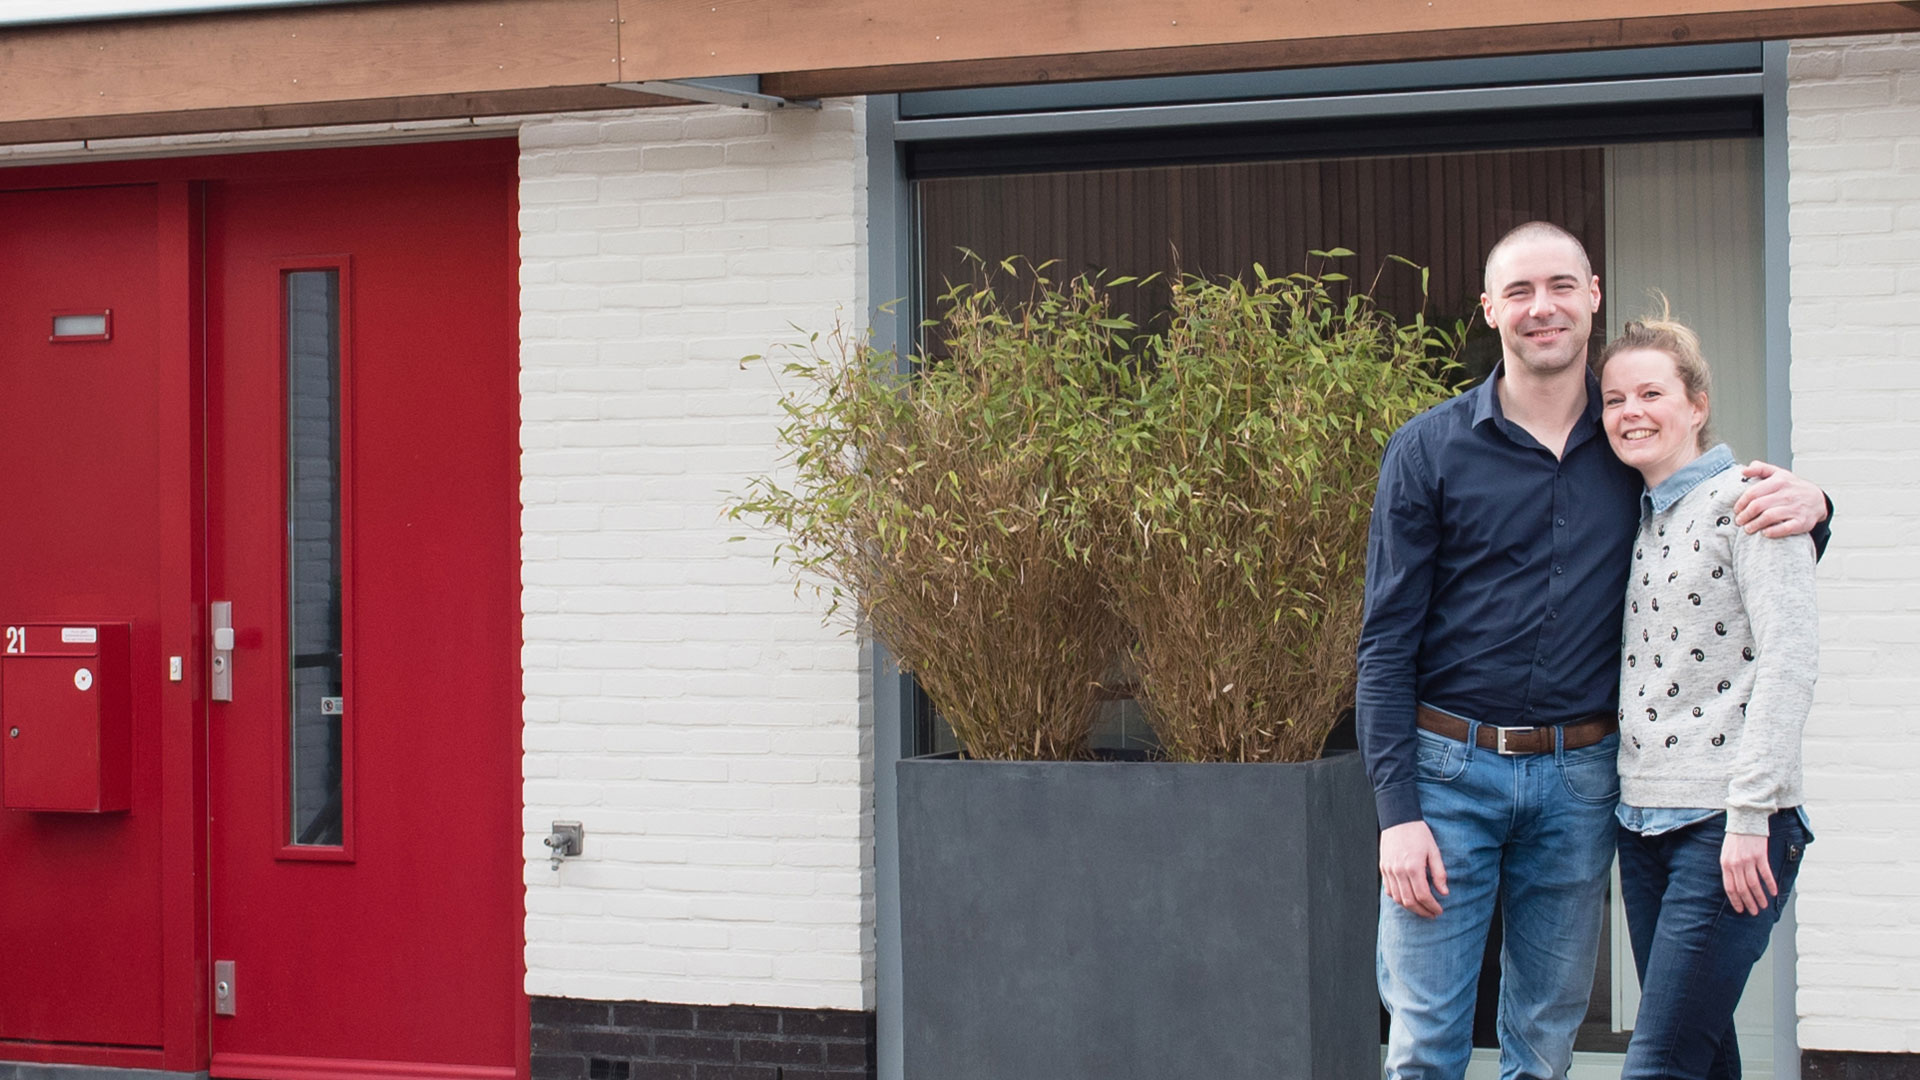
[{"x1": 286, "y1": 269, "x2": 344, "y2": 848}]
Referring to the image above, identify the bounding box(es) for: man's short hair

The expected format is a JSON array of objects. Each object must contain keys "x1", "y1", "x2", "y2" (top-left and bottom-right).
[{"x1": 1483, "y1": 221, "x2": 1594, "y2": 295}]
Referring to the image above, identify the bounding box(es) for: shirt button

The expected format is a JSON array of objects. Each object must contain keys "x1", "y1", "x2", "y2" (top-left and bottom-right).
[
  {"x1": 1548, "y1": 610, "x2": 1558, "y2": 620},
  {"x1": 1537, "y1": 658, "x2": 1547, "y2": 666},
  {"x1": 1556, "y1": 517, "x2": 1567, "y2": 527},
  {"x1": 1554, "y1": 565, "x2": 1564, "y2": 575}
]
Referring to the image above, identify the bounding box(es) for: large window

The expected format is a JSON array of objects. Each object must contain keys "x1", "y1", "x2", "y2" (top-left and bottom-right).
[{"x1": 910, "y1": 131, "x2": 1775, "y2": 1071}]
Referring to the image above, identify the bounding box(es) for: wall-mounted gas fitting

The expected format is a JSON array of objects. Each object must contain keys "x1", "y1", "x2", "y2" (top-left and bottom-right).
[{"x1": 545, "y1": 821, "x2": 584, "y2": 870}]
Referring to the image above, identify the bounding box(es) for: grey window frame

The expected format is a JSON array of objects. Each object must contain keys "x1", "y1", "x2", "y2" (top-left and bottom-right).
[{"x1": 865, "y1": 41, "x2": 1798, "y2": 1080}]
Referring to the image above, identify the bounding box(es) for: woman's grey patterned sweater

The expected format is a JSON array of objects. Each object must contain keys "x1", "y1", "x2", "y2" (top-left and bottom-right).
[{"x1": 1617, "y1": 458, "x2": 1819, "y2": 835}]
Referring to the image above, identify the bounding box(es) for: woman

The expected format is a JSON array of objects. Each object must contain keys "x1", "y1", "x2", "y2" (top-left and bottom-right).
[{"x1": 1598, "y1": 315, "x2": 1818, "y2": 1080}]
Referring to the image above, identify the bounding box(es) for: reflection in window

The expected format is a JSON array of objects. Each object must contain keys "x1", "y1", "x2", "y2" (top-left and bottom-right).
[{"x1": 287, "y1": 270, "x2": 343, "y2": 847}]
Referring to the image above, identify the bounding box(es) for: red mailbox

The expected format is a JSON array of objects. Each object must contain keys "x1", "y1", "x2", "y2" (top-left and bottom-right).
[{"x1": 1, "y1": 622, "x2": 131, "y2": 812}]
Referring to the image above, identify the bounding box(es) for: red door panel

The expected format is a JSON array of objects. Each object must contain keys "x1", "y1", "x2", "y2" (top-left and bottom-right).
[
  {"x1": 205, "y1": 147, "x2": 523, "y2": 1079},
  {"x1": 0, "y1": 186, "x2": 167, "y2": 1047}
]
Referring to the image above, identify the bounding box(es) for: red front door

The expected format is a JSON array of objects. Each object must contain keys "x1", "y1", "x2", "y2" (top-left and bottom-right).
[
  {"x1": 0, "y1": 141, "x2": 524, "y2": 1078},
  {"x1": 204, "y1": 146, "x2": 525, "y2": 1080}
]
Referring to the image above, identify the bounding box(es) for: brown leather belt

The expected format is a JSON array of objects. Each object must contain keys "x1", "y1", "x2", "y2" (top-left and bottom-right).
[{"x1": 1416, "y1": 705, "x2": 1618, "y2": 756}]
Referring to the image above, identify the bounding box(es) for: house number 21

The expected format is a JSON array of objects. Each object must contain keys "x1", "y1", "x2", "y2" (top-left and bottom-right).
[{"x1": 4, "y1": 626, "x2": 24, "y2": 654}]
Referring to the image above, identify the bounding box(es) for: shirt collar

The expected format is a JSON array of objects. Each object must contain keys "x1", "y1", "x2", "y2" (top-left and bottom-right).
[
  {"x1": 1470, "y1": 361, "x2": 1605, "y2": 445},
  {"x1": 1644, "y1": 443, "x2": 1737, "y2": 515},
  {"x1": 1468, "y1": 362, "x2": 1504, "y2": 426}
]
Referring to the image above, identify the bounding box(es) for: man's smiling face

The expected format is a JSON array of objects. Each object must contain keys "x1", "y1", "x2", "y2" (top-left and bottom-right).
[{"x1": 1480, "y1": 234, "x2": 1602, "y2": 380}]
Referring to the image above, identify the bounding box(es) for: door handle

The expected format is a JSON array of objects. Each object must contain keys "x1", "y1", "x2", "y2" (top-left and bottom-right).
[{"x1": 211, "y1": 601, "x2": 233, "y2": 702}]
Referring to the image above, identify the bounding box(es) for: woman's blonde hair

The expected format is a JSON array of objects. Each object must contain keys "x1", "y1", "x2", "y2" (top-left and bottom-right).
[{"x1": 1597, "y1": 295, "x2": 1713, "y2": 451}]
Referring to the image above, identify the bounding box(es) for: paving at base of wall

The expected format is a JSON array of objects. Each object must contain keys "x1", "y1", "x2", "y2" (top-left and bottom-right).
[
  {"x1": 531, "y1": 997, "x2": 876, "y2": 1080},
  {"x1": 1804, "y1": 1051, "x2": 1920, "y2": 1080}
]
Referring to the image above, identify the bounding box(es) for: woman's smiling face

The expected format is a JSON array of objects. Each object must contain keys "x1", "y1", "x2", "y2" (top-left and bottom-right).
[{"x1": 1601, "y1": 347, "x2": 1708, "y2": 488}]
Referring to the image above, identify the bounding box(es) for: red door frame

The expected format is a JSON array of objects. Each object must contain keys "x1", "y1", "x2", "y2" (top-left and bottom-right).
[{"x1": 0, "y1": 139, "x2": 526, "y2": 1078}]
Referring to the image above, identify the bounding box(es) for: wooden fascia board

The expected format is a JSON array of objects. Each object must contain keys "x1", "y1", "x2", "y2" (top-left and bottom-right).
[
  {"x1": 762, "y1": 3, "x2": 1920, "y2": 98},
  {"x1": 625, "y1": 0, "x2": 1920, "y2": 87},
  {"x1": 1, "y1": 0, "x2": 1918, "y2": 144},
  {"x1": 0, "y1": 87, "x2": 679, "y2": 147},
  {"x1": 0, "y1": 0, "x2": 622, "y2": 125}
]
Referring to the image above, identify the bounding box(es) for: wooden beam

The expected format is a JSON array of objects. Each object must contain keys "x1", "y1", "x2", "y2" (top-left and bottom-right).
[
  {"x1": 0, "y1": 0, "x2": 1916, "y2": 144},
  {"x1": 759, "y1": 4, "x2": 1920, "y2": 99},
  {"x1": 0, "y1": 86, "x2": 676, "y2": 147},
  {"x1": 0, "y1": 0, "x2": 621, "y2": 123},
  {"x1": 627, "y1": 0, "x2": 1920, "y2": 85}
]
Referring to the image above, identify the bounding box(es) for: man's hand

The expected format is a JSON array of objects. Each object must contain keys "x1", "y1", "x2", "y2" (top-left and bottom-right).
[
  {"x1": 1736, "y1": 461, "x2": 1828, "y2": 538},
  {"x1": 1380, "y1": 820, "x2": 1449, "y2": 918},
  {"x1": 1721, "y1": 831, "x2": 1778, "y2": 915}
]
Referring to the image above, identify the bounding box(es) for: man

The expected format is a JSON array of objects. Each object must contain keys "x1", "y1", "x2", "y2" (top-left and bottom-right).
[{"x1": 1356, "y1": 221, "x2": 1829, "y2": 1080}]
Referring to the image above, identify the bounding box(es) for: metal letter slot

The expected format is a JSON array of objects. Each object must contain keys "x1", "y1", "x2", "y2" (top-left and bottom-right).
[
  {"x1": 50, "y1": 310, "x2": 112, "y2": 342},
  {"x1": 213, "y1": 960, "x2": 237, "y2": 1016},
  {"x1": 210, "y1": 602, "x2": 234, "y2": 702}
]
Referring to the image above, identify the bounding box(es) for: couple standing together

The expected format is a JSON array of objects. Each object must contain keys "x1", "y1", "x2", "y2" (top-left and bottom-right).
[{"x1": 1357, "y1": 221, "x2": 1829, "y2": 1080}]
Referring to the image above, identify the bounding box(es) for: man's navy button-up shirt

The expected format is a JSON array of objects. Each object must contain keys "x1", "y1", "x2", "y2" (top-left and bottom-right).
[{"x1": 1356, "y1": 364, "x2": 1642, "y2": 830}]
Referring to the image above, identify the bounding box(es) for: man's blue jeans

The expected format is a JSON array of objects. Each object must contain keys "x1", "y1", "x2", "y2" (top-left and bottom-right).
[
  {"x1": 1617, "y1": 810, "x2": 1811, "y2": 1080},
  {"x1": 1378, "y1": 723, "x2": 1620, "y2": 1080}
]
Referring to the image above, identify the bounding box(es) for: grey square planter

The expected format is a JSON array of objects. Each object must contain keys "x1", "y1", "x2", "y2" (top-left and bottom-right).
[{"x1": 898, "y1": 749, "x2": 1379, "y2": 1080}]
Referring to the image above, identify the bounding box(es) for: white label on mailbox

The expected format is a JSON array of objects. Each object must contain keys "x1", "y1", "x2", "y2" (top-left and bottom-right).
[
  {"x1": 320, "y1": 697, "x2": 345, "y2": 715},
  {"x1": 62, "y1": 627, "x2": 97, "y2": 644},
  {"x1": 74, "y1": 667, "x2": 93, "y2": 691}
]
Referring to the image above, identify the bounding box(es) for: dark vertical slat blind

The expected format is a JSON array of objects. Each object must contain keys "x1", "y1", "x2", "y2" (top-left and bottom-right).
[{"x1": 919, "y1": 147, "x2": 1607, "y2": 364}]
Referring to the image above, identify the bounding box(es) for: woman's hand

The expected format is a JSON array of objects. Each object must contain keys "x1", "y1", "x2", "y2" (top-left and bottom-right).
[{"x1": 1722, "y1": 831, "x2": 1778, "y2": 915}]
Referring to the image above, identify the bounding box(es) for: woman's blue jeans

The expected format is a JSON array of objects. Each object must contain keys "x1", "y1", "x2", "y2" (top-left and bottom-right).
[
  {"x1": 1378, "y1": 725, "x2": 1621, "y2": 1080},
  {"x1": 1617, "y1": 810, "x2": 1812, "y2": 1080}
]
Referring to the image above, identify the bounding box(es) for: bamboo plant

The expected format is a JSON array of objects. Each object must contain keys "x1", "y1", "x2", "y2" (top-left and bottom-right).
[
  {"x1": 732, "y1": 254, "x2": 1454, "y2": 763},
  {"x1": 730, "y1": 264, "x2": 1134, "y2": 760},
  {"x1": 1093, "y1": 260, "x2": 1454, "y2": 761}
]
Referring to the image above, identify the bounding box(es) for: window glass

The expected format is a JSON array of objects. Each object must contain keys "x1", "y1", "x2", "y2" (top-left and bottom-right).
[
  {"x1": 286, "y1": 269, "x2": 344, "y2": 848},
  {"x1": 913, "y1": 137, "x2": 1768, "y2": 1055}
]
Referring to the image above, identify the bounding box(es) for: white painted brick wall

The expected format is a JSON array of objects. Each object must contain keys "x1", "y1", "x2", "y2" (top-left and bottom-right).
[
  {"x1": 1788, "y1": 34, "x2": 1920, "y2": 1055},
  {"x1": 518, "y1": 101, "x2": 874, "y2": 1011}
]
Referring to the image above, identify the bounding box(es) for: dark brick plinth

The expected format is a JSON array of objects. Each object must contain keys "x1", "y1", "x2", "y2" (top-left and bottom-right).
[
  {"x1": 531, "y1": 997, "x2": 876, "y2": 1080},
  {"x1": 1804, "y1": 1051, "x2": 1920, "y2": 1080}
]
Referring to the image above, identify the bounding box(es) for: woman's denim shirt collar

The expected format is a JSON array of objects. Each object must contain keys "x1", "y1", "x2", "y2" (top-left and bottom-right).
[{"x1": 1644, "y1": 443, "x2": 1737, "y2": 517}]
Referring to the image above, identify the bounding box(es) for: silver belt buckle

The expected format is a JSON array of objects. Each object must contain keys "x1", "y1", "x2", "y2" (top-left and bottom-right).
[{"x1": 1494, "y1": 726, "x2": 1528, "y2": 755}]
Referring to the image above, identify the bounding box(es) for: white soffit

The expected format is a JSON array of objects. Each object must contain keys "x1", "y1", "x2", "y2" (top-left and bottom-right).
[{"x1": 0, "y1": 0, "x2": 391, "y2": 26}]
